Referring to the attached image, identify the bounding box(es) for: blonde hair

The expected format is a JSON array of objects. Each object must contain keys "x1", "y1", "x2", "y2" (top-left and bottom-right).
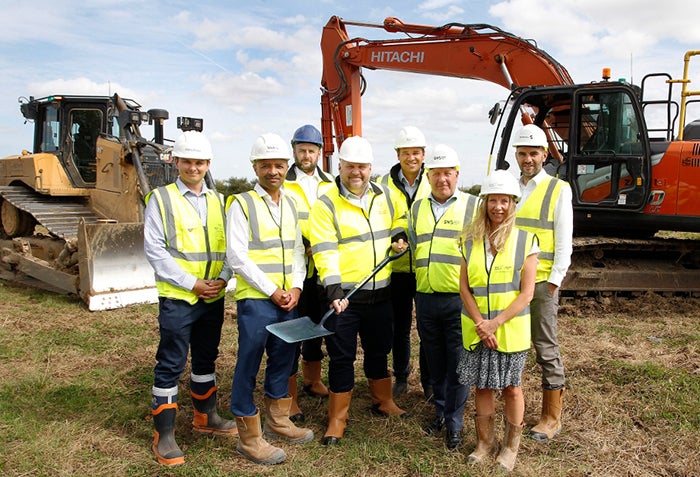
[{"x1": 461, "y1": 195, "x2": 517, "y2": 253}]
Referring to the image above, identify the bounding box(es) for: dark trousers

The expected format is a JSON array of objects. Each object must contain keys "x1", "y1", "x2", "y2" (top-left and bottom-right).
[
  {"x1": 291, "y1": 276, "x2": 326, "y2": 375},
  {"x1": 415, "y1": 292, "x2": 469, "y2": 432},
  {"x1": 390, "y1": 272, "x2": 430, "y2": 387},
  {"x1": 325, "y1": 299, "x2": 394, "y2": 393},
  {"x1": 154, "y1": 297, "x2": 225, "y2": 389}
]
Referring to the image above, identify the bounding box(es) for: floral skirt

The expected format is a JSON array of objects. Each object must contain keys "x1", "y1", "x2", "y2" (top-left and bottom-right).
[{"x1": 457, "y1": 342, "x2": 527, "y2": 390}]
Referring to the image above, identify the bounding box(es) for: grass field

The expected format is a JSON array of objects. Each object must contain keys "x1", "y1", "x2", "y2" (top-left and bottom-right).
[{"x1": 0, "y1": 282, "x2": 698, "y2": 476}]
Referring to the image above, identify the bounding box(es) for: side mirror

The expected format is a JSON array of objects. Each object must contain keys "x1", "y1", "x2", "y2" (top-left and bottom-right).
[{"x1": 488, "y1": 102, "x2": 502, "y2": 125}]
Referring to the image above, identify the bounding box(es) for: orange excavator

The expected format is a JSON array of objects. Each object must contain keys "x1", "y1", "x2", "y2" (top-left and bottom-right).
[{"x1": 320, "y1": 16, "x2": 700, "y2": 295}]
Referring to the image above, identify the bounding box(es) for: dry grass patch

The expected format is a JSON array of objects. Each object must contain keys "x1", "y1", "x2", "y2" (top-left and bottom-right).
[{"x1": 0, "y1": 283, "x2": 698, "y2": 476}]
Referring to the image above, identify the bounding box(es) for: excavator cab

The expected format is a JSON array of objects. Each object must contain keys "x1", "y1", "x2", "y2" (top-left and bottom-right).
[{"x1": 493, "y1": 82, "x2": 651, "y2": 234}]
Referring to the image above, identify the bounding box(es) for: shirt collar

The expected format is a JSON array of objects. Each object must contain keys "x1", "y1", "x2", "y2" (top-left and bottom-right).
[{"x1": 175, "y1": 177, "x2": 209, "y2": 196}]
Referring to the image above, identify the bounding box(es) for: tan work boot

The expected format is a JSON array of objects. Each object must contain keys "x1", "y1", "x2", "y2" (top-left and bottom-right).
[
  {"x1": 302, "y1": 360, "x2": 329, "y2": 397},
  {"x1": 235, "y1": 411, "x2": 286, "y2": 465},
  {"x1": 190, "y1": 386, "x2": 238, "y2": 436},
  {"x1": 467, "y1": 414, "x2": 495, "y2": 463},
  {"x1": 529, "y1": 388, "x2": 565, "y2": 442},
  {"x1": 322, "y1": 390, "x2": 352, "y2": 445},
  {"x1": 152, "y1": 403, "x2": 185, "y2": 466},
  {"x1": 263, "y1": 396, "x2": 314, "y2": 444},
  {"x1": 496, "y1": 420, "x2": 523, "y2": 472},
  {"x1": 288, "y1": 374, "x2": 305, "y2": 422},
  {"x1": 368, "y1": 377, "x2": 408, "y2": 418}
]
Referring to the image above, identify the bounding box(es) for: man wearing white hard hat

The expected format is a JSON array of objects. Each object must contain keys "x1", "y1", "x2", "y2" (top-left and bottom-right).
[
  {"x1": 309, "y1": 135, "x2": 409, "y2": 446},
  {"x1": 511, "y1": 124, "x2": 573, "y2": 443},
  {"x1": 379, "y1": 126, "x2": 433, "y2": 399},
  {"x1": 458, "y1": 169, "x2": 539, "y2": 472},
  {"x1": 226, "y1": 133, "x2": 312, "y2": 465},
  {"x1": 144, "y1": 130, "x2": 236, "y2": 466},
  {"x1": 408, "y1": 144, "x2": 479, "y2": 450}
]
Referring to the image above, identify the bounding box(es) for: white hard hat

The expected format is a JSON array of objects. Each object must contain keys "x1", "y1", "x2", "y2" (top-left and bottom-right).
[
  {"x1": 173, "y1": 131, "x2": 213, "y2": 160},
  {"x1": 480, "y1": 170, "x2": 521, "y2": 201},
  {"x1": 425, "y1": 144, "x2": 460, "y2": 169},
  {"x1": 512, "y1": 124, "x2": 548, "y2": 149},
  {"x1": 394, "y1": 126, "x2": 426, "y2": 150},
  {"x1": 339, "y1": 136, "x2": 373, "y2": 164},
  {"x1": 250, "y1": 133, "x2": 291, "y2": 162}
]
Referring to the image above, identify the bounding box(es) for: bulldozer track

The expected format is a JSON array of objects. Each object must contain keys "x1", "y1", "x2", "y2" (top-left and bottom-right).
[{"x1": 0, "y1": 185, "x2": 101, "y2": 240}]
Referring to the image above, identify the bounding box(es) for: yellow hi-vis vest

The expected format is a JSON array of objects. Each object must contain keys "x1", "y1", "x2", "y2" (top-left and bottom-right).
[
  {"x1": 228, "y1": 190, "x2": 298, "y2": 300},
  {"x1": 379, "y1": 167, "x2": 431, "y2": 273},
  {"x1": 461, "y1": 228, "x2": 535, "y2": 353},
  {"x1": 309, "y1": 181, "x2": 403, "y2": 292},
  {"x1": 410, "y1": 192, "x2": 479, "y2": 293},
  {"x1": 284, "y1": 167, "x2": 335, "y2": 278},
  {"x1": 515, "y1": 175, "x2": 568, "y2": 283},
  {"x1": 148, "y1": 183, "x2": 226, "y2": 304}
]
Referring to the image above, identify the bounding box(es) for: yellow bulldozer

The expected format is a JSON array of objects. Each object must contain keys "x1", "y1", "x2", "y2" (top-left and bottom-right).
[{"x1": 0, "y1": 93, "x2": 209, "y2": 310}]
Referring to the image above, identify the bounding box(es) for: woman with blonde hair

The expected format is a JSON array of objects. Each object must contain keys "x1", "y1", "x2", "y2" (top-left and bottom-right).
[{"x1": 458, "y1": 169, "x2": 538, "y2": 472}]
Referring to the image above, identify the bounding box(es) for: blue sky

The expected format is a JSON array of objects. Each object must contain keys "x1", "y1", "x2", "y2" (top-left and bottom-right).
[{"x1": 2, "y1": 0, "x2": 699, "y2": 186}]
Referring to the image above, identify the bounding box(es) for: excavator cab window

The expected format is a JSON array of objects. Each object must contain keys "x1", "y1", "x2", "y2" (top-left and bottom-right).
[
  {"x1": 69, "y1": 109, "x2": 102, "y2": 183},
  {"x1": 572, "y1": 89, "x2": 648, "y2": 209}
]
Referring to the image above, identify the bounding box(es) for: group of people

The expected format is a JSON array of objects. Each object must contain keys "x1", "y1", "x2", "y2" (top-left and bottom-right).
[{"x1": 144, "y1": 121, "x2": 572, "y2": 472}]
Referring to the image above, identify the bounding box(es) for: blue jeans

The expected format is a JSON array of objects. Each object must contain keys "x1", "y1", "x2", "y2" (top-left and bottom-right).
[
  {"x1": 153, "y1": 297, "x2": 225, "y2": 390},
  {"x1": 230, "y1": 299, "x2": 297, "y2": 416},
  {"x1": 415, "y1": 292, "x2": 469, "y2": 432}
]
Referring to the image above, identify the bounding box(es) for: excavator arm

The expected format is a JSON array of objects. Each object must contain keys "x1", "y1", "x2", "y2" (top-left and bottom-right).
[{"x1": 320, "y1": 15, "x2": 573, "y2": 169}]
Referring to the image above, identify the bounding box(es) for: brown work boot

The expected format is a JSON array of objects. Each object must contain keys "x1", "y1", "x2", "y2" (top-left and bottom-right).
[
  {"x1": 529, "y1": 388, "x2": 565, "y2": 442},
  {"x1": 322, "y1": 390, "x2": 352, "y2": 445},
  {"x1": 152, "y1": 403, "x2": 184, "y2": 466},
  {"x1": 368, "y1": 377, "x2": 408, "y2": 418},
  {"x1": 262, "y1": 396, "x2": 314, "y2": 444},
  {"x1": 496, "y1": 420, "x2": 523, "y2": 472},
  {"x1": 302, "y1": 360, "x2": 329, "y2": 397},
  {"x1": 467, "y1": 414, "x2": 495, "y2": 463},
  {"x1": 190, "y1": 386, "x2": 237, "y2": 436},
  {"x1": 235, "y1": 411, "x2": 286, "y2": 465},
  {"x1": 288, "y1": 374, "x2": 305, "y2": 422}
]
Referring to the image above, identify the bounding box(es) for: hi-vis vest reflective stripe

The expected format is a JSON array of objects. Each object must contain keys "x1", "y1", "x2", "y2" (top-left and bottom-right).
[
  {"x1": 461, "y1": 228, "x2": 534, "y2": 353},
  {"x1": 284, "y1": 170, "x2": 334, "y2": 278},
  {"x1": 148, "y1": 183, "x2": 226, "y2": 305},
  {"x1": 411, "y1": 193, "x2": 479, "y2": 293},
  {"x1": 229, "y1": 190, "x2": 298, "y2": 300},
  {"x1": 310, "y1": 182, "x2": 401, "y2": 292},
  {"x1": 515, "y1": 175, "x2": 567, "y2": 282},
  {"x1": 379, "y1": 169, "x2": 431, "y2": 273}
]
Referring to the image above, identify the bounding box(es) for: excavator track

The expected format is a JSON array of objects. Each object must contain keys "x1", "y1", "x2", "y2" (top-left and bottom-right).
[
  {"x1": 562, "y1": 236, "x2": 700, "y2": 296},
  {"x1": 0, "y1": 185, "x2": 101, "y2": 239}
]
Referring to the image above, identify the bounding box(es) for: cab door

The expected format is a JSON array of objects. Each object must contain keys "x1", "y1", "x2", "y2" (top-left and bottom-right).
[{"x1": 569, "y1": 86, "x2": 650, "y2": 211}]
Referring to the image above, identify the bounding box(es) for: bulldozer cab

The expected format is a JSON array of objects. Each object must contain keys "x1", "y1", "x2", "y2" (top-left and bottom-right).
[
  {"x1": 29, "y1": 96, "x2": 112, "y2": 188},
  {"x1": 493, "y1": 83, "x2": 651, "y2": 213}
]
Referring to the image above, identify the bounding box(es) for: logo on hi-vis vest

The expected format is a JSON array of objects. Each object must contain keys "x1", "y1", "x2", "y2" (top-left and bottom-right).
[
  {"x1": 370, "y1": 51, "x2": 425, "y2": 63},
  {"x1": 492, "y1": 264, "x2": 514, "y2": 273}
]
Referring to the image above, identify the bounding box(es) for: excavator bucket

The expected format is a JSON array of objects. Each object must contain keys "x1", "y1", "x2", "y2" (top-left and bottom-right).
[{"x1": 77, "y1": 221, "x2": 158, "y2": 311}]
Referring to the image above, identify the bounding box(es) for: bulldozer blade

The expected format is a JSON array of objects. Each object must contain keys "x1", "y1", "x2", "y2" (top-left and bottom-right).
[
  {"x1": 77, "y1": 221, "x2": 158, "y2": 311},
  {"x1": 266, "y1": 313, "x2": 334, "y2": 344}
]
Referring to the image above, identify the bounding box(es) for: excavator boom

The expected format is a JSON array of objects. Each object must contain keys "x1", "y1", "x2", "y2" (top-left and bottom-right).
[{"x1": 320, "y1": 15, "x2": 572, "y2": 168}]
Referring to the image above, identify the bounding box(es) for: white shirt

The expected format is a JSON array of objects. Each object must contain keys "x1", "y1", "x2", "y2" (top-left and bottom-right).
[
  {"x1": 226, "y1": 183, "x2": 306, "y2": 297},
  {"x1": 296, "y1": 169, "x2": 322, "y2": 207},
  {"x1": 517, "y1": 169, "x2": 573, "y2": 287}
]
